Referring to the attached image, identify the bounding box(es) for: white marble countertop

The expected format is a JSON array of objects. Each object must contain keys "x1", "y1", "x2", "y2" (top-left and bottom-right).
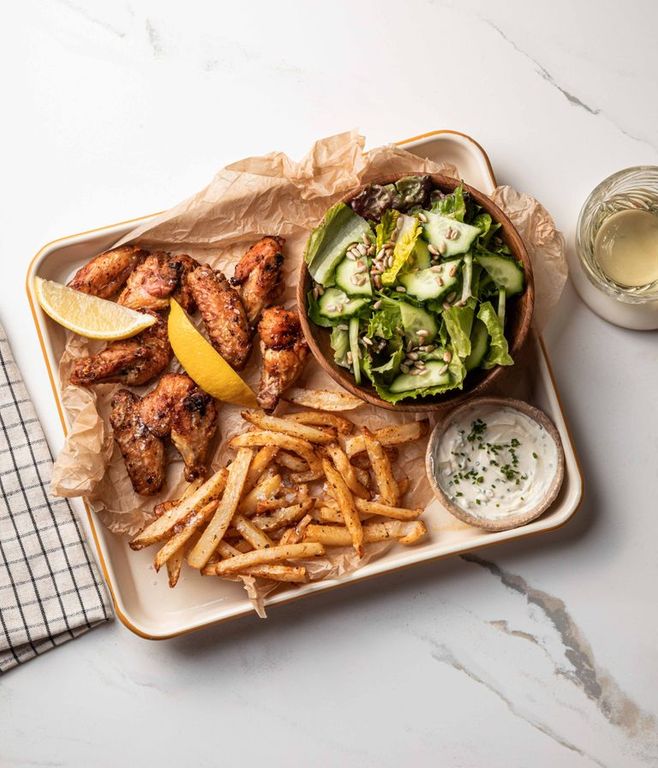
[{"x1": 2, "y1": 1, "x2": 657, "y2": 766}]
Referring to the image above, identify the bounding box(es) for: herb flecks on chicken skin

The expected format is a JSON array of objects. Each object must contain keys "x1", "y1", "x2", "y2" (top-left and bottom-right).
[
  {"x1": 138, "y1": 373, "x2": 218, "y2": 482},
  {"x1": 230, "y1": 236, "x2": 285, "y2": 327},
  {"x1": 257, "y1": 307, "x2": 309, "y2": 411},
  {"x1": 186, "y1": 264, "x2": 252, "y2": 371},
  {"x1": 70, "y1": 311, "x2": 172, "y2": 387},
  {"x1": 68, "y1": 245, "x2": 147, "y2": 299},
  {"x1": 109, "y1": 389, "x2": 166, "y2": 496}
]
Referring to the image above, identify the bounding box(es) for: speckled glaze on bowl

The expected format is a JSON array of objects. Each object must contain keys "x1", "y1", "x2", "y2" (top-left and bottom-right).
[
  {"x1": 298, "y1": 174, "x2": 535, "y2": 413},
  {"x1": 425, "y1": 396, "x2": 565, "y2": 531}
]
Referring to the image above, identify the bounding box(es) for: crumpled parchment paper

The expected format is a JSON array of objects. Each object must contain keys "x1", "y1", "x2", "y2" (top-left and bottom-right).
[{"x1": 49, "y1": 130, "x2": 567, "y2": 611}]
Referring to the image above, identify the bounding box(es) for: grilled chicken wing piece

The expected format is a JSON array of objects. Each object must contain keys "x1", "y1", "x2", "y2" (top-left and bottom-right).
[
  {"x1": 118, "y1": 252, "x2": 200, "y2": 312},
  {"x1": 186, "y1": 265, "x2": 252, "y2": 371},
  {"x1": 110, "y1": 389, "x2": 166, "y2": 496},
  {"x1": 70, "y1": 311, "x2": 172, "y2": 387},
  {"x1": 68, "y1": 245, "x2": 147, "y2": 299},
  {"x1": 230, "y1": 236, "x2": 285, "y2": 326},
  {"x1": 257, "y1": 307, "x2": 309, "y2": 411},
  {"x1": 139, "y1": 373, "x2": 218, "y2": 481}
]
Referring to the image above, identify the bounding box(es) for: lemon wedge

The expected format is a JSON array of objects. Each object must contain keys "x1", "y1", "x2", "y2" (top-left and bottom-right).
[
  {"x1": 168, "y1": 298, "x2": 258, "y2": 407},
  {"x1": 34, "y1": 277, "x2": 156, "y2": 340}
]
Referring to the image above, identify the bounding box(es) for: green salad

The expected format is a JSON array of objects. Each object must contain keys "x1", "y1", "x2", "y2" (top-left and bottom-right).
[{"x1": 304, "y1": 176, "x2": 524, "y2": 404}]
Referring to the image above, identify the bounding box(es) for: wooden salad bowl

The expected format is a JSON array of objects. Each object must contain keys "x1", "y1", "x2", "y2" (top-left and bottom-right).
[{"x1": 297, "y1": 173, "x2": 535, "y2": 413}]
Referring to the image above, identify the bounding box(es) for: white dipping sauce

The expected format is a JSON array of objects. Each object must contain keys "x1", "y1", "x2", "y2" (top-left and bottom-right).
[{"x1": 433, "y1": 404, "x2": 558, "y2": 521}]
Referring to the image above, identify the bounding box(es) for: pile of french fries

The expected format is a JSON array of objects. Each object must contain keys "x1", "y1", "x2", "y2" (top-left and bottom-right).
[{"x1": 129, "y1": 389, "x2": 429, "y2": 590}]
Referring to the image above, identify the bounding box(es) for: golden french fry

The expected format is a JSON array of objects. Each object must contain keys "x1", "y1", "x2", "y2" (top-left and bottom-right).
[
  {"x1": 255, "y1": 486, "x2": 303, "y2": 513},
  {"x1": 252, "y1": 500, "x2": 312, "y2": 532},
  {"x1": 216, "y1": 541, "x2": 307, "y2": 582},
  {"x1": 290, "y1": 469, "x2": 323, "y2": 483},
  {"x1": 352, "y1": 446, "x2": 398, "y2": 469},
  {"x1": 284, "y1": 388, "x2": 364, "y2": 412},
  {"x1": 153, "y1": 477, "x2": 204, "y2": 518},
  {"x1": 244, "y1": 446, "x2": 279, "y2": 493},
  {"x1": 166, "y1": 531, "x2": 202, "y2": 588},
  {"x1": 188, "y1": 449, "x2": 253, "y2": 569},
  {"x1": 230, "y1": 431, "x2": 322, "y2": 476},
  {"x1": 322, "y1": 458, "x2": 363, "y2": 557},
  {"x1": 304, "y1": 520, "x2": 427, "y2": 547},
  {"x1": 324, "y1": 443, "x2": 368, "y2": 499},
  {"x1": 239, "y1": 472, "x2": 282, "y2": 516},
  {"x1": 154, "y1": 499, "x2": 219, "y2": 571},
  {"x1": 241, "y1": 411, "x2": 335, "y2": 444},
  {"x1": 362, "y1": 428, "x2": 399, "y2": 506},
  {"x1": 286, "y1": 411, "x2": 354, "y2": 435},
  {"x1": 279, "y1": 514, "x2": 313, "y2": 545},
  {"x1": 397, "y1": 475, "x2": 410, "y2": 497},
  {"x1": 275, "y1": 451, "x2": 307, "y2": 472},
  {"x1": 232, "y1": 514, "x2": 274, "y2": 549},
  {"x1": 202, "y1": 542, "x2": 325, "y2": 576},
  {"x1": 355, "y1": 498, "x2": 421, "y2": 521},
  {"x1": 343, "y1": 421, "x2": 428, "y2": 457},
  {"x1": 130, "y1": 468, "x2": 228, "y2": 550}
]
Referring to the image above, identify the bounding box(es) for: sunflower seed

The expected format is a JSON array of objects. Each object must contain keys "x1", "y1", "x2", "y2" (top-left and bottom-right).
[
  {"x1": 357, "y1": 243, "x2": 368, "y2": 256},
  {"x1": 386, "y1": 255, "x2": 394, "y2": 268},
  {"x1": 439, "y1": 364, "x2": 449, "y2": 374},
  {"x1": 346, "y1": 250, "x2": 357, "y2": 261},
  {"x1": 346, "y1": 351, "x2": 353, "y2": 364},
  {"x1": 362, "y1": 336, "x2": 373, "y2": 346},
  {"x1": 438, "y1": 241, "x2": 447, "y2": 255},
  {"x1": 316, "y1": 284, "x2": 324, "y2": 296},
  {"x1": 361, "y1": 233, "x2": 371, "y2": 245},
  {"x1": 443, "y1": 350, "x2": 452, "y2": 362},
  {"x1": 435, "y1": 277, "x2": 444, "y2": 286},
  {"x1": 442, "y1": 301, "x2": 451, "y2": 310},
  {"x1": 424, "y1": 345, "x2": 435, "y2": 353},
  {"x1": 373, "y1": 300, "x2": 382, "y2": 310},
  {"x1": 430, "y1": 264, "x2": 442, "y2": 272},
  {"x1": 337, "y1": 324, "x2": 349, "y2": 331},
  {"x1": 313, "y1": 285, "x2": 320, "y2": 299},
  {"x1": 395, "y1": 286, "x2": 406, "y2": 293},
  {"x1": 411, "y1": 368, "x2": 421, "y2": 376},
  {"x1": 416, "y1": 329, "x2": 429, "y2": 337},
  {"x1": 326, "y1": 304, "x2": 337, "y2": 312},
  {"x1": 407, "y1": 351, "x2": 419, "y2": 361},
  {"x1": 417, "y1": 212, "x2": 427, "y2": 223},
  {"x1": 400, "y1": 364, "x2": 410, "y2": 374},
  {"x1": 415, "y1": 361, "x2": 426, "y2": 370},
  {"x1": 449, "y1": 264, "x2": 458, "y2": 277},
  {"x1": 376, "y1": 248, "x2": 387, "y2": 260},
  {"x1": 427, "y1": 244, "x2": 440, "y2": 256}
]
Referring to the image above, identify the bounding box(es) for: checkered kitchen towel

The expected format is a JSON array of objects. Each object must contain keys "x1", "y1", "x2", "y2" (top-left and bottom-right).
[{"x1": 0, "y1": 325, "x2": 111, "y2": 673}]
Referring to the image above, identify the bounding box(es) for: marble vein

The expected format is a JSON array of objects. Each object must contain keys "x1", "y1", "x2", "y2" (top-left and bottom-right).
[
  {"x1": 482, "y1": 18, "x2": 656, "y2": 150},
  {"x1": 145, "y1": 19, "x2": 165, "y2": 58},
  {"x1": 428, "y1": 637, "x2": 606, "y2": 767},
  {"x1": 53, "y1": 0, "x2": 126, "y2": 39},
  {"x1": 462, "y1": 554, "x2": 658, "y2": 757}
]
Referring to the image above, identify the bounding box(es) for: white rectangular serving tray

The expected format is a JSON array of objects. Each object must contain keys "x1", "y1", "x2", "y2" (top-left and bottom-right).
[{"x1": 26, "y1": 130, "x2": 583, "y2": 639}]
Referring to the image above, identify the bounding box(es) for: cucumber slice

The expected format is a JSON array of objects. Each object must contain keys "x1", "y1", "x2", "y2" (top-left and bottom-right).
[
  {"x1": 398, "y1": 261, "x2": 461, "y2": 301},
  {"x1": 423, "y1": 213, "x2": 480, "y2": 257},
  {"x1": 349, "y1": 316, "x2": 361, "y2": 384},
  {"x1": 475, "y1": 254, "x2": 524, "y2": 295},
  {"x1": 399, "y1": 302, "x2": 437, "y2": 344},
  {"x1": 335, "y1": 256, "x2": 372, "y2": 296},
  {"x1": 465, "y1": 318, "x2": 489, "y2": 371},
  {"x1": 389, "y1": 361, "x2": 451, "y2": 393},
  {"x1": 318, "y1": 288, "x2": 369, "y2": 319},
  {"x1": 407, "y1": 238, "x2": 431, "y2": 270}
]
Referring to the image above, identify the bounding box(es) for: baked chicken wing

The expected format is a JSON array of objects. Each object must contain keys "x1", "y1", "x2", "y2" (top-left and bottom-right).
[
  {"x1": 230, "y1": 236, "x2": 285, "y2": 326},
  {"x1": 110, "y1": 389, "x2": 166, "y2": 496},
  {"x1": 68, "y1": 245, "x2": 147, "y2": 299},
  {"x1": 186, "y1": 265, "x2": 252, "y2": 371},
  {"x1": 138, "y1": 373, "x2": 218, "y2": 481},
  {"x1": 118, "y1": 252, "x2": 200, "y2": 312},
  {"x1": 70, "y1": 311, "x2": 172, "y2": 387},
  {"x1": 257, "y1": 307, "x2": 309, "y2": 411}
]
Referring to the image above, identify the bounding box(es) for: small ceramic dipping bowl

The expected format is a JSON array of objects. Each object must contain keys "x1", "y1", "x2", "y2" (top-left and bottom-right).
[{"x1": 425, "y1": 396, "x2": 565, "y2": 531}]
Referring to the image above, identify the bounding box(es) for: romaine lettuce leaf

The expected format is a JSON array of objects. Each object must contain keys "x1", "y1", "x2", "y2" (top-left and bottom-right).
[
  {"x1": 305, "y1": 203, "x2": 372, "y2": 285},
  {"x1": 372, "y1": 354, "x2": 466, "y2": 404},
  {"x1": 478, "y1": 301, "x2": 514, "y2": 368},
  {"x1": 375, "y1": 209, "x2": 399, "y2": 252},
  {"x1": 330, "y1": 326, "x2": 350, "y2": 368},
  {"x1": 367, "y1": 300, "x2": 402, "y2": 339},
  {"x1": 430, "y1": 184, "x2": 466, "y2": 221},
  {"x1": 443, "y1": 303, "x2": 475, "y2": 359},
  {"x1": 381, "y1": 214, "x2": 422, "y2": 285}
]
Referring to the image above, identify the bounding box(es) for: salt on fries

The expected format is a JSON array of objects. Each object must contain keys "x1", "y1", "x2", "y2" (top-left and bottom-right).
[{"x1": 129, "y1": 399, "x2": 429, "y2": 595}]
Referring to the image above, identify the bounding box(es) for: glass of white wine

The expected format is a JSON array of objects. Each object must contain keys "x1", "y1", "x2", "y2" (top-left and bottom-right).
[{"x1": 577, "y1": 167, "x2": 658, "y2": 304}]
